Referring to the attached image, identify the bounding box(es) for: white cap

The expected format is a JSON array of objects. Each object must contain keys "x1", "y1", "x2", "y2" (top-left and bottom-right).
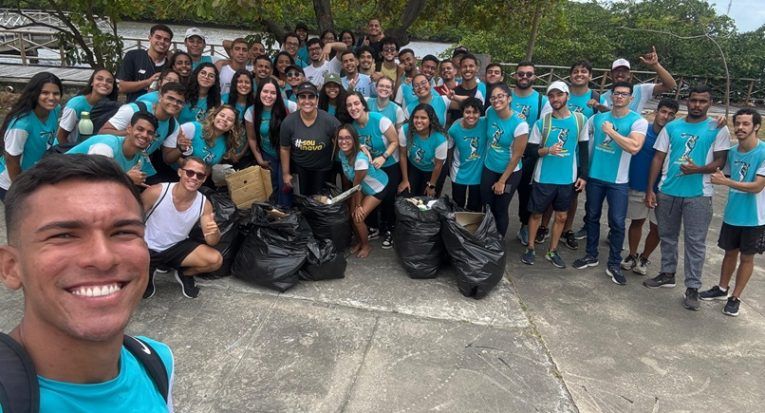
[
  {"x1": 185, "y1": 27, "x2": 206, "y2": 41},
  {"x1": 611, "y1": 58, "x2": 631, "y2": 70},
  {"x1": 546, "y1": 81, "x2": 569, "y2": 95}
]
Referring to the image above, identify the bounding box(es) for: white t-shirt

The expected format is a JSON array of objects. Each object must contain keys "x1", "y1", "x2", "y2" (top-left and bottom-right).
[{"x1": 303, "y1": 57, "x2": 342, "y2": 88}]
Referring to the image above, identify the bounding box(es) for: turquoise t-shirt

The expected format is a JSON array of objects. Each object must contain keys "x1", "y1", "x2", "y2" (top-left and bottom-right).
[
  {"x1": 406, "y1": 94, "x2": 449, "y2": 128},
  {"x1": 136, "y1": 91, "x2": 160, "y2": 106},
  {"x1": 105, "y1": 103, "x2": 178, "y2": 156},
  {"x1": 399, "y1": 124, "x2": 448, "y2": 172},
  {"x1": 655, "y1": 117, "x2": 731, "y2": 197},
  {"x1": 448, "y1": 117, "x2": 487, "y2": 185},
  {"x1": 567, "y1": 89, "x2": 603, "y2": 120},
  {"x1": 353, "y1": 112, "x2": 397, "y2": 168},
  {"x1": 0, "y1": 337, "x2": 173, "y2": 413},
  {"x1": 483, "y1": 107, "x2": 529, "y2": 174},
  {"x1": 587, "y1": 110, "x2": 648, "y2": 184},
  {"x1": 0, "y1": 106, "x2": 61, "y2": 189},
  {"x1": 338, "y1": 150, "x2": 389, "y2": 196},
  {"x1": 723, "y1": 141, "x2": 765, "y2": 226},
  {"x1": 59, "y1": 95, "x2": 93, "y2": 142},
  {"x1": 297, "y1": 46, "x2": 309, "y2": 68},
  {"x1": 181, "y1": 121, "x2": 227, "y2": 165},
  {"x1": 192, "y1": 55, "x2": 214, "y2": 70},
  {"x1": 395, "y1": 81, "x2": 417, "y2": 107},
  {"x1": 65, "y1": 134, "x2": 152, "y2": 174},
  {"x1": 367, "y1": 97, "x2": 404, "y2": 126},
  {"x1": 221, "y1": 93, "x2": 248, "y2": 123},
  {"x1": 258, "y1": 108, "x2": 278, "y2": 158},
  {"x1": 179, "y1": 97, "x2": 209, "y2": 124},
  {"x1": 528, "y1": 113, "x2": 587, "y2": 185},
  {"x1": 511, "y1": 90, "x2": 549, "y2": 127}
]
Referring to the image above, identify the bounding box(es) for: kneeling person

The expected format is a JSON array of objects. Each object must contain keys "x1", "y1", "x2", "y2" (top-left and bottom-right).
[{"x1": 143, "y1": 156, "x2": 222, "y2": 298}]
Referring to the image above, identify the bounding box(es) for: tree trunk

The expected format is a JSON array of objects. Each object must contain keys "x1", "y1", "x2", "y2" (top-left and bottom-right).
[
  {"x1": 313, "y1": 0, "x2": 334, "y2": 34},
  {"x1": 524, "y1": 0, "x2": 544, "y2": 61},
  {"x1": 386, "y1": 0, "x2": 427, "y2": 46}
]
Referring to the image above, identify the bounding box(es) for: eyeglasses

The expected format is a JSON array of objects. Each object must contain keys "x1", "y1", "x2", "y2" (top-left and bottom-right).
[
  {"x1": 181, "y1": 168, "x2": 206, "y2": 180},
  {"x1": 199, "y1": 71, "x2": 216, "y2": 79},
  {"x1": 413, "y1": 81, "x2": 429, "y2": 90},
  {"x1": 489, "y1": 93, "x2": 508, "y2": 102},
  {"x1": 298, "y1": 94, "x2": 317, "y2": 100},
  {"x1": 286, "y1": 71, "x2": 301, "y2": 78},
  {"x1": 516, "y1": 71, "x2": 534, "y2": 78},
  {"x1": 382, "y1": 47, "x2": 397, "y2": 52},
  {"x1": 612, "y1": 91, "x2": 631, "y2": 97}
]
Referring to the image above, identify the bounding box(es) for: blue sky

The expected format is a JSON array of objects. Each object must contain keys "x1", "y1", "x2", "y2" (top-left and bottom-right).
[{"x1": 711, "y1": 0, "x2": 764, "y2": 32}]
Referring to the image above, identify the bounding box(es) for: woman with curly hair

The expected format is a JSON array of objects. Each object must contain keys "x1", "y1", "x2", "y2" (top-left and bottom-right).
[{"x1": 163, "y1": 104, "x2": 242, "y2": 168}]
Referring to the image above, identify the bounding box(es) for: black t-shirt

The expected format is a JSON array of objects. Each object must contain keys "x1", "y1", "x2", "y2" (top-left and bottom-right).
[
  {"x1": 447, "y1": 84, "x2": 484, "y2": 125},
  {"x1": 118, "y1": 50, "x2": 167, "y2": 102},
  {"x1": 280, "y1": 110, "x2": 341, "y2": 170}
]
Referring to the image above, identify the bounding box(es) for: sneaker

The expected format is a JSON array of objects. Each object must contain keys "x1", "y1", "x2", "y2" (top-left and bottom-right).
[
  {"x1": 174, "y1": 271, "x2": 199, "y2": 298},
  {"x1": 521, "y1": 249, "x2": 536, "y2": 265},
  {"x1": 620, "y1": 254, "x2": 637, "y2": 271},
  {"x1": 381, "y1": 230, "x2": 393, "y2": 249},
  {"x1": 606, "y1": 265, "x2": 627, "y2": 285},
  {"x1": 143, "y1": 270, "x2": 156, "y2": 299},
  {"x1": 535, "y1": 226, "x2": 549, "y2": 244},
  {"x1": 368, "y1": 227, "x2": 380, "y2": 240},
  {"x1": 699, "y1": 285, "x2": 729, "y2": 301},
  {"x1": 517, "y1": 225, "x2": 529, "y2": 246},
  {"x1": 643, "y1": 272, "x2": 676, "y2": 289},
  {"x1": 545, "y1": 250, "x2": 566, "y2": 269},
  {"x1": 683, "y1": 288, "x2": 700, "y2": 311},
  {"x1": 633, "y1": 255, "x2": 649, "y2": 275},
  {"x1": 722, "y1": 297, "x2": 740, "y2": 317},
  {"x1": 155, "y1": 267, "x2": 170, "y2": 274},
  {"x1": 562, "y1": 230, "x2": 579, "y2": 250},
  {"x1": 572, "y1": 255, "x2": 599, "y2": 269},
  {"x1": 574, "y1": 226, "x2": 587, "y2": 240}
]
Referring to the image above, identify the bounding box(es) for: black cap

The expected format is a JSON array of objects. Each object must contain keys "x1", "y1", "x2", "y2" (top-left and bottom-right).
[
  {"x1": 285, "y1": 65, "x2": 304, "y2": 75},
  {"x1": 294, "y1": 81, "x2": 318, "y2": 96}
]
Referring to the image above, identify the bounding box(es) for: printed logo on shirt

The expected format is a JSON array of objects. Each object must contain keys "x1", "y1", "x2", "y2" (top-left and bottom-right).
[
  {"x1": 517, "y1": 105, "x2": 530, "y2": 120},
  {"x1": 570, "y1": 104, "x2": 586, "y2": 114},
  {"x1": 489, "y1": 123, "x2": 505, "y2": 150},
  {"x1": 677, "y1": 133, "x2": 699, "y2": 164},
  {"x1": 43, "y1": 130, "x2": 56, "y2": 149},
  {"x1": 412, "y1": 146, "x2": 426, "y2": 164},
  {"x1": 552, "y1": 127, "x2": 570, "y2": 155},
  {"x1": 294, "y1": 138, "x2": 326, "y2": 151},
  {"x1": 736, "y1": 160, "x2": 750, "y2": 182},
  {"x1": 597, "y1": 125, "x2": 617, "y2": 153},
  {"x1": 467, "y1": 136, "x2": 481, "y2": 160}
]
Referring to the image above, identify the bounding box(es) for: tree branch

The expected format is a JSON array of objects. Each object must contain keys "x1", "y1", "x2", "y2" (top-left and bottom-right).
[{"x1": 386, "y1": 0, "x2": 427, "y2": 46}]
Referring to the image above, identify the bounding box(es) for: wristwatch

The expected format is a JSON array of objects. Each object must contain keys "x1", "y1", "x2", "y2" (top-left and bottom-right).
[
  {"x1": 382, "y1": 152, "x2": 390, "y2": 159},
  {"x1": 426, "y1": 182, "x2": 435, "y2": 189}
]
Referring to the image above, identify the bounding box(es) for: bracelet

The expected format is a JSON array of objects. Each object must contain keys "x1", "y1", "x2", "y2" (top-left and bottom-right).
[{"x1": 382, "y1": 152, "x2": 389, "y2": 159}]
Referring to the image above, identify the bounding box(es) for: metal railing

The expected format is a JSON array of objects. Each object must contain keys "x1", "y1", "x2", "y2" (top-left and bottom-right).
[{"x1": 0, "y1": 8, "x2": 112, "y2": 32}]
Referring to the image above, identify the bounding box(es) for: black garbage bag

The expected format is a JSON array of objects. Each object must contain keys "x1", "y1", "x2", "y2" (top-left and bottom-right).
[
  {"x1": 191, "y1": 187, "x2": 243, "y2": 279},
  {"x1": 393, "y1": 196, "x2": 444, "y2": 279},
  {"x1": 294, "y1": 186, "x2": 351, "y2": 252},
  {"x1": 232, "y1": 204, "x2": 314, "y2": 292},
  {"x1": 439, "y1": 199, "x2": 506, "y2": 299},
  {"x1": 299, "y1": 239, "x2": 347, "y2": 281}
]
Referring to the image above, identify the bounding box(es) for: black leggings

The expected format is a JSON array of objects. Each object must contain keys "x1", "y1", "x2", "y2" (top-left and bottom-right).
[
  {"x1": 295, "y1": 165, "x2": 333, "y2": 196},
  {"x1": 517, "y1": 152, "x2": 538, "y2": 225},
  {"x1": 480, "y1": 168, "x2": 522, "y2": 238},
  {"x1": 452, "y1": 182, "x2": 482, "y2": 212},
  {"x1": 406, "y1": 164, "x2": 438, "y2": 197}
]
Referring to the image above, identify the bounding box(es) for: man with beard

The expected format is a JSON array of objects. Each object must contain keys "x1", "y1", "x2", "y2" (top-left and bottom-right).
[
  {"x1": 483, "y1": 63, "x2": 504, "y2": 111},
  {"x1": 643, "y1": 84, "x2": 730, "y2": 311},
  {"x1": 216, "y1": 38, "x2": 249, "y2": 96},
  {"x1": 602, "y1": 46, "x2": 676, "y2": 114},
  {"x1": 341, "y1": 50, "x2": 374, "y2": 97},
  {"x1": 118, "y1": 24, "x2": 172, "y2": 102},
  {"x1": 393, "y1": 48, "x2": 419, "y2": 108},
  {"x1": 303, "y1": 38, "x2": 347, "y2": 88}
]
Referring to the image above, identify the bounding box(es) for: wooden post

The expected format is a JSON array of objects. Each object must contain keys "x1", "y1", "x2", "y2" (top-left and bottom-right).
[
  {"x1": 674, "y1": 76, "x2": 683, "y2": 100},
  {"x1": 746, "y1": 80, "x2": 755, "y2": 106},
  {"x1": 19, "y1": 33, "x2": 27, "y2": 66}
]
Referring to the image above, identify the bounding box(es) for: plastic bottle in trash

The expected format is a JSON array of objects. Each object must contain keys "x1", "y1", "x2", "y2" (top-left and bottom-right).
[{"x1": 78, "y1": 112, "x2": 94, "y2": 141}]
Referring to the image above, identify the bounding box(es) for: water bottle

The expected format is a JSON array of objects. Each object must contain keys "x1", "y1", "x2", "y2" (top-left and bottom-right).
[{"x1": 78, "y1": 112, "x2": 94, "y2": 141}]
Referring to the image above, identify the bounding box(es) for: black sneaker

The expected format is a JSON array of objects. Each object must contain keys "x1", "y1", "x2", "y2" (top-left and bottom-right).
[
  {"x1": 606, "y1": 265, "x2": 627, "y2": 285},
  {"x1": 633, "y1": 255, "x2": 649, "y2": 275},
  {"x1": 535, "y1": 226, "x2": 549, "y2": 244},
  {"x1": 545, "y1": 250, "x2": 566, "y2": 269},
  {"x1": 562, "y1": 230, "x2": 578, "y2": 250},
  {"x1": 683, "y1": 288, "x2": 700, "y2": 311},
  {"x1": 574, "y1": 226, "x2": 587, "y2": 240},
  {"x1": 620, "y1": 254, "x2": 637, "y2": 271},
  {"x1": 174, "y1": 271, "x2": 199, "y2": 298},
  {"x1": 643, "y1": 272, "x2": 676, "y2": 289},
  {"x1": 521, "y1": 249, "x2": 536, "y2": 265},
  {"x1": 722, "y1": 297, "x2": 740, "y2": 317},
  {"x1": 699, "y1": 285, "x2": 729, "y2": 301},
  {"x1": 143, "y1": 269, "x2": 156, "y2": 299},
  {"x1": 381, "y1": 230, "x2": 393, "y2": 249},
  {"x1": 368, "y1": 227, "x2": 380, "y2": 240},
  {"x1": 573, "y1": 255, "x2": 599, "y2": 269}
]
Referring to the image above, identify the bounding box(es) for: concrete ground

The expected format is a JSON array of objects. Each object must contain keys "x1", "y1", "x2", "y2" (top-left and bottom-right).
[{"x1": 1, "y1": 188, "x2": 763, "y2": 412}]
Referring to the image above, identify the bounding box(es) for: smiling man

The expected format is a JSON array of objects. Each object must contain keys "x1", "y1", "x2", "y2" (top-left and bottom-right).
[
  {"x1": 0, "y1": 154, "x2": 174, "y2": 412},
  {"x1": 118, "y1": 24, "x2": 173, "y2": 102}
]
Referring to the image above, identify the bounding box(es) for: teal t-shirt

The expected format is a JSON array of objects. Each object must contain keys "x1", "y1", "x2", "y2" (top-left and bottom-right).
[
  {"x1": 655, "y1": 117, "x2": 731, "y2": 197},
  {"x1": 367, "y1": 97, "x2": 404, "y2": 126},
  {"x1": 483, "y1": 107, "x2": 529, "y2": 174},
  {"x1": 65, "y1": 134, "x2": 153, "y2": 174},
  {"x1": 395, "y1": 81, "x2": 417, "y2": 108},
  {"x1": 105, "y1": 103, "x2": 178, "y2": 156},
  {"x1": 192, "y1": 55, "x2": 214, "y2": 70},
  {"x1": 567, "y1": 89, "x2": 603, "y2": 120},
  {"x1": 448, "y1": 117, "x2": 487, "y2": 185},
  {"x1": 0, "y1": 106, "x2": 61, "y2": 189},
  {"x1": 258, "y1": 108, "x2": 278, "y2": 158},
  {"x1": 181, "y1": 121, "x2": 228, "y2": 165},
  {"x1": 587, "y1": 110, "x2": 648, "y2": 184},
  {"x1": 399, "y1": 124, "x2": 448, "y2": 172},
  {"x1": 511, "y1": 90, "x2": 549, "y2": 127},
  {"x1": 136, "y1": 91, "x2": 160, "y2": 106},
  {"x1": 406, "y1": 94, "x2": 449, "y2": 128},
  {"x1": 353, "y1": 111, "x2": 397, "y2": 168},
  {"x1": 179, "y1": 97, "x2": 209, "y2": 124},
  {"x1": 529, "y1": 113, "x2": 587, "y2": 185},
  {"x1": 723, "y1": 141, "x2": 765, "y2": 226},
  {"x1": 338, "y1": 150, "x2": 389, "y2": 196},
  {"x1": 59, "y1": 95, "x2": 93, "y2": 142}
]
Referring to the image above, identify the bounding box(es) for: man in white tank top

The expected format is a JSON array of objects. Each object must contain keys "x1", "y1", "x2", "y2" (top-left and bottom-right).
[{"x1": 142, "y1": 157, "x2": 222, "y2": 298}]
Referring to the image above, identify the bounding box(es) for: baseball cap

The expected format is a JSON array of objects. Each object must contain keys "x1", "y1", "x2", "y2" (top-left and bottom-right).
[
  {"x1": 323, "y1": 72, "x2": 342, "y2": 86},
  {"x1": 611, "y1": 58, "x2": 631, "y2": 70},
  {"x1": 546, "y1": 81, "x2": 569, "y2": 95},
  {"x1": 294, "y1": 81, "x2": 318, "y2": 96},
  {"x1": 285, "y1": 65, "x2": 304, "y2": 75},
  {"x1": 185, "y1": 28, "x2": 206, "y2": 41}
]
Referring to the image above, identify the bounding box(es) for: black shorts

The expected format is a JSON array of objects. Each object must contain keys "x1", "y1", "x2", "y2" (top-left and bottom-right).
[
  {"x1": 528, "y1": 182, "x2": 574, "y2": 213},
  {"x1": 718, "y1": 222, "x2": 765, "y2": 255},
  {"x1": 149, "y1": 239, "x2": 203, "y2": 270}
]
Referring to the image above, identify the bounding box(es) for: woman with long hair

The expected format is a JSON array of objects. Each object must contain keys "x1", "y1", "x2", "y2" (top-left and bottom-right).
[
  {"x1": 169, "y1": 51, "x2": 193, "y2": 85},
  {"x1": 164, "y1": 105, "x2": 242, "y2": 168},
  {"x1": 480, "y1": 82, "x2": 528, "y2": 238},
  {"x1": 339, "y1": 30, "x2": 356, "y2": 51},
  {"x1": 245, "y1": 77, "x2": 292, "y2": 207},
  {"x1": 274, "y1": 51, "x2": 295, "y2": 90},
  {"x1": 397, "y1": 103, "x2": 448, "y2": 198},
  {"x1": 0, "y1": 72, "x2": 63, "y2": 198},
  {"x1": 179, "y1": 62, "x2": 220, "y2": 124},
  {"x1": 221, "y1": 70, "x2": 256, "y2": 166},
  {"x1": 57, "y1": 67, "x2": 116, "y2": 144},
  {"x1": 336, "y1": 124, "x2": 389, "y2": 258},
  {"x1": 136, "y1": 69, "x2": 181, "y2": 105},
  {"x1": 318, "y1": 74, "x2": 351, "y2": 123}
]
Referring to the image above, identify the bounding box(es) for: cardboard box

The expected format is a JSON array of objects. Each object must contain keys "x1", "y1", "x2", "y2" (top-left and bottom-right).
[
  {"x1": 225, "y1": 166, "x2": 273, "y2": 209},
  {"x1": 454, "y1": 212, "x2": 484, "y2": 235}
]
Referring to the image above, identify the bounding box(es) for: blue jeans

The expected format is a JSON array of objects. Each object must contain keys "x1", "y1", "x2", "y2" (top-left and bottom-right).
[
  {"x1": 584, "y1": 178, "x2": 629, "y2": 267},
  {"x1": 262, "y1": 152, "x2": 292, "y2": 208}
]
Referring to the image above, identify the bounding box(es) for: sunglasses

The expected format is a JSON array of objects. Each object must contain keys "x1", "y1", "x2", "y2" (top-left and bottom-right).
[
  {"x1": 286, "y1": 71, "x2": 301, "y2": 78},
  {"x1": 516, "y1": 71, "x2": 535, "y2": 78},
  {"x1": 298, "y1": 94, "x2": 317, "y2": 100},
  {"x1": 181, "y1": 168, "x2": 206, "y2": 180}
]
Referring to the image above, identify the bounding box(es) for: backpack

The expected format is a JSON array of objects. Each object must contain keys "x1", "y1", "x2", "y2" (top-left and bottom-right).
[
  {"x1": 0, "y1": 333, "x2": 169, "y2": 413},
  {"x1": 540, "y1": 111, "x2": 586, "y2": 148}
]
